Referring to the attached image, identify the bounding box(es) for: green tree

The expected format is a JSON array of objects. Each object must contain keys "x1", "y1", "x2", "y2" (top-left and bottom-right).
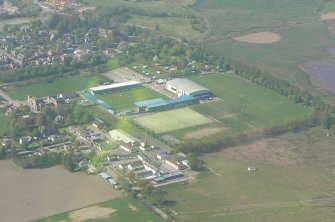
[
  {"x1": 63, "y1": 150, "x2": 75, "y2": 172},
  {"x1": 187, "y1": 153, "x2": 203, "y2": 171}
]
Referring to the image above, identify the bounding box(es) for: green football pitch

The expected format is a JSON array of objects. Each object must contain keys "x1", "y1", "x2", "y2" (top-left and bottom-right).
[{"x1": 134, "y1": 107, "x2": 212, "y2": 134}]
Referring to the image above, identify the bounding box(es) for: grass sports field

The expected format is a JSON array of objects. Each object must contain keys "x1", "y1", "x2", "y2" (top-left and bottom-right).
[
  {"x1": 190, "y1": 73, "x2": 309, "y2": 134},
  {"x1": 134, "y1": 107, "x2": 212, "y2": 134},
  {"x1": 5, "y1": 75, "x2": 108, "y2": 100},
  {"x1": 163, "y1": 127, "x2": 335, "y2": 222},
  {"x1": 97, "y1": 86, "x2": 168, "y2": 111},
  {"x1": 35, "y1": 197, "x2": 162, "y2": 222}
]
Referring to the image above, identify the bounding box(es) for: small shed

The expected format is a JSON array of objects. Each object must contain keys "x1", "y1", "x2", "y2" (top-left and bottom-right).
[{"x1": 248, "y1": 167, "x2": 257, "y2": 172}]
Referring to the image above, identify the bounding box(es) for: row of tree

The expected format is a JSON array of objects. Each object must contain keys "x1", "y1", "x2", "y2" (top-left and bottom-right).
[
  {"x1": 177, "y1": 110, "x2": 334, "y2": 154},
  {"x1": 0, "y1": 64, "x2": 74, "y2": 83}
]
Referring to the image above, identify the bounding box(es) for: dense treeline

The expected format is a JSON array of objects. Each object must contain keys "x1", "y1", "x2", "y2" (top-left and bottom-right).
[
  {"x1": 15, "y1": 148, "x2": 82, "y2": 171},
  {"x1": 0, "y1": 64, "x2": 74, "y2": 83},
  {"x1": 232, "y1": 63, "x2": 335, "y2": 113},
  {"x1": 177, "y1": 110, "x2": 334, "y2": 154},
  {"x1": 15, "y1": 152, "x2": 62, "y2": 169}
]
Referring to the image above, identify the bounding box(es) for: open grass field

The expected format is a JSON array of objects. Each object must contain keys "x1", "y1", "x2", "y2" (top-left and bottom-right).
[
  {"x1": 163, "y1": 127, "x2": 335, "y2": 222},
  {"x1": 5, "y1": 75, "x2": 108, "y2": 100},
  {"x1": 190, "y1": 73, "x2": 309, "y2": 134},
  {"x1": 86, "y1": 0, "x2": 194, "y2": 15},
  {"x1": 35, "y1": 197, "x2": 163, "y2": 222},
  {"x1": 97, "y1": 86, "x2": 168, "y2": 111},
  {"x1": 134, "y1": 107, "x2": 212, "y2": 134},
  {"x1": 194, "y1": 0, "x2": 335, "y2": 102},
  {"x1": 125, "y1": 15, "x2": 202, "y2": 40},
  {"x1": 0, "y1": 160, "x2": 122, "y2": 222}
]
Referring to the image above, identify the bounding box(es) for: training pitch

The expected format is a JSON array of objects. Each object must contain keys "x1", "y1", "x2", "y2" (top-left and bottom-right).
[{"x1": 134, "y1": 107, "x2": 212, "y2": 134}]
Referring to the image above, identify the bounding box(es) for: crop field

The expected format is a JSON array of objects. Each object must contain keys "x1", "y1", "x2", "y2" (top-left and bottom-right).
[
  {"x1": 0, "y1": 160, "x2": 122, "y2": 222},
  {"x1": 97, "y1": 86, "x2": 168, "y2": 111},
  {"x1": 189, "y1": 73, "x2": 309, "y2": 134},
  {"x1": 5, "y1": 75, "x2": 108, "y2": 100},
  {"x1": 35, "y1": 197, "x2": 162, "y2": 222},
  {"x1": 134, "y1": 107, "x2": 212, "y2": 134},
  {"x1": 163, "y1": 127, "x2": 335, "y2": 222}
]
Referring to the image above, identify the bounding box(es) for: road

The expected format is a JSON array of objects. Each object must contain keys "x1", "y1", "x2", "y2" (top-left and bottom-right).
[
  {"x1": 0, "y1": 89, "x2": 26, "y2": 106},
  {"x1": 197, "y1": 16, "x2": 213, "y2": 42}
]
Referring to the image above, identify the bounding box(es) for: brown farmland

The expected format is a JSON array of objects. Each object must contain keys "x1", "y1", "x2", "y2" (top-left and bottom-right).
[
  {"x1": 0, "y1": 160, "x2": 122, "y2": 222},
  {"x1": 232, "y1": 31, "x2": 281, "y2": 44},
  {"x1": 321, "y1": 12, "x2": 335, "y2": 21}
]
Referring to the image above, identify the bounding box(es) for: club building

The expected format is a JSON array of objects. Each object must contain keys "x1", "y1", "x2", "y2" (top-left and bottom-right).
[{"x1": 166, "y1": 78, "x2": 211, "y2": 98}]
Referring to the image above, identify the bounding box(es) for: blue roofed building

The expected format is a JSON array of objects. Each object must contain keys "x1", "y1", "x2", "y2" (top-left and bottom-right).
[
  {"x1": 134, "y1": 98, "x2": 168, "y2": 112},
  {"x1": 166, "y1": 95, "x2": 196, "y2": 108}
]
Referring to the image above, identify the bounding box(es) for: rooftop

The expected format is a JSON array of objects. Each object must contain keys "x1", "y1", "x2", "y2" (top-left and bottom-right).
[
  {"x1": 109, "y1": 129, "x2": 139, "y2": 144},
  {"x1": 166, "y1": 78, "x2": 209, "y2": 95},
  {"x1": 134, "y1": 98, "x2": 168, "y2": 108},
  {"x1": 167, "y1": 95, "x2": 195, "y2": 104},
  {"x1": 90, "y1": 81, "x2": 139, "y2": 92}
]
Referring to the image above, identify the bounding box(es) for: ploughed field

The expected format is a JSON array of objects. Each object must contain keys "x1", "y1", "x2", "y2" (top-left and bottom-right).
[
  {"x1": 0, "y1": 160, "x2": 121, "y2": 222},
  {"x1": 35, "y1": 197, "x2": 162, "y2": 222}
]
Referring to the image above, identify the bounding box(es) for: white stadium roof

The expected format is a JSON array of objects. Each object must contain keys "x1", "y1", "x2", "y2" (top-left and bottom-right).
[
  {"x1": 166, "y1": 78, "x2": 209, "y2": 95},
  {"x1": 90, "y1": 81, "x2": 139, "y2": 92}
]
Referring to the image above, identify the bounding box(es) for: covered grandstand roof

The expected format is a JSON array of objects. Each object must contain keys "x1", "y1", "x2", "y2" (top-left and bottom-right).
[
  {"x1": 89, "y1": 81, "x2": 139, "y2": 93},
  {"x1": 167, "y1": 95, "x2": 195, "y2": 105},
  {"x1": 166, "y1": 78, "x2": 209, "y2": 95},
  {"x1": 82, "y1": 92, "x2": 113, "y2": 110},
  {"x1": 134, "y1": 98, "x2": 168, "y2": 108}
]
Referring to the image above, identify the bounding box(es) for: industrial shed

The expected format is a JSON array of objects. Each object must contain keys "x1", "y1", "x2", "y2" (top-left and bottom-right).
[{"x1": 166, "y1": 78, "x2": 211, "y2": 98}]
